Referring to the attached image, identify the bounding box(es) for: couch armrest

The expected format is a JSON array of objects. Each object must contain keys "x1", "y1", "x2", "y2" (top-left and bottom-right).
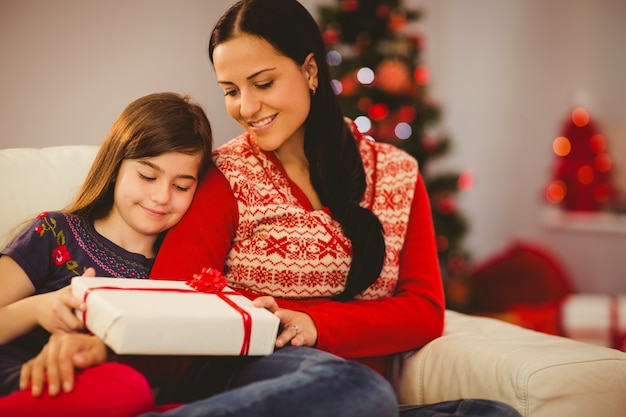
[
  {"x1": 0, "y1": 145, "x2": 99, "y2": 242},
  {"x1": 390, "y1": 310, "x2": 626, "y2": 417}
]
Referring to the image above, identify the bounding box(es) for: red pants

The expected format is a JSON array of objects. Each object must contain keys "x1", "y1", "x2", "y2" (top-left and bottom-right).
[{"x1": 0, "y1": 362, "x2": 154, "y2": 417}]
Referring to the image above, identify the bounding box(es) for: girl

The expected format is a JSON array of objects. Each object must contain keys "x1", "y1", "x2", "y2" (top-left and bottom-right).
[{"x1": 0, "y1": 92, "x2": 213, "y2": 417}]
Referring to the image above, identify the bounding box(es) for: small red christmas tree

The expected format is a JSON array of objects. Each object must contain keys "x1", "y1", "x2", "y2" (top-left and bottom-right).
[{"x1": 546, "y1": 107, "x2": 615, "y2": 212}]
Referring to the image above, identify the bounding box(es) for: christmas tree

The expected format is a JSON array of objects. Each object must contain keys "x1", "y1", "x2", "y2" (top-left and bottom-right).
[
  {"x1": 317, "y1": 0, "x2": 473, "y2": 310},
  {"x1": 545, "y1": 107, "x2": 615, "y2": 212}
]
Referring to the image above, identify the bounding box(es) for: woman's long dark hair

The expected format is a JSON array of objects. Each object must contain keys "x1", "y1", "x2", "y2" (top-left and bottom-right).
[{"x1": 209, "y1": 0, "x2": 385, "y2": 300}]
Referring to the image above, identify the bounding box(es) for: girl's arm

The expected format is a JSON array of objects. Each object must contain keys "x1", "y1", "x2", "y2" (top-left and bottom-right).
[{"x1": 0, "y1": 256, "x2": 85, "y2": 344}]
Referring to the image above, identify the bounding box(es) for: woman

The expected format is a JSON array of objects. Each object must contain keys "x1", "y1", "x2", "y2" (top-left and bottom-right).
[{"x1": 145, "y1": 0, "x2": 521, "y2": 416}]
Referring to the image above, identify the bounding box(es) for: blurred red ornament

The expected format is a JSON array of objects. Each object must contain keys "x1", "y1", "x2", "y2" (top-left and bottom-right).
[
  {"x1": 340, "y1": 74, "x2": 358, "y2": 96},
  {"x1": 357, "y1": 97, "x2": 372, "y2": 113},
  {"x1": 376, "y1": 4, "x2": 390, "y2": 19},
  {"x1": 458, "y1": 170, "x2": 474, "y2": 191},
  {"x1": 414, "y1": 65, "x2": 430, "y2": 85},
  {"x1": 398, "y1": 106, "x2": 416, "y2": 123},
  {"x1": 438, "y1": 196, "x2": 457, "y2": 214},
  {"x1": 323, "y1": 27, "x2": 341, "y2": 44},
  {"x1": 389, "y1": 8, "x2": 407, "y2": 31},
  {"x1": 546, "y1": 108, "x2": 614, "y2": 211},
  {"x1": 341, "y1": 0, "x2": 359, "y2": 12},
  {"x1": 376, "y1": 59, "x2": 412, "y2": 95},
  {"x1": 369, "y1": 103, "x2": 389, "y2": 120}
]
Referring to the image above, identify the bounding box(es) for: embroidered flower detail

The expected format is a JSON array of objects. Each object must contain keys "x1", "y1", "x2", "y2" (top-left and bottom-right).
[
  {"x1": 186, "y1": 267, "x2": 228, "y2": 293},
  {"x1": 36, "y1": 213, "x2": 81, "y2": 275},
  {"x1": 52, "y1": 245, "x2": 71, "y2": 266}
]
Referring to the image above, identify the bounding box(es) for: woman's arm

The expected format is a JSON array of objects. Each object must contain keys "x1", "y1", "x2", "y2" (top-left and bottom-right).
[{"x1": 279, "y1": 175, "x2": 445, "y2": 359}]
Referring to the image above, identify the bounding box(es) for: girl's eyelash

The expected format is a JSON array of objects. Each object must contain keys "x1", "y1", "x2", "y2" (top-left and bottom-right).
[
  {"x1": 139, "y1": 171, "x2": 191, "y2": 192},
  {"x1": 257, "y1": 81, "x2": 273, "y2": 89}
]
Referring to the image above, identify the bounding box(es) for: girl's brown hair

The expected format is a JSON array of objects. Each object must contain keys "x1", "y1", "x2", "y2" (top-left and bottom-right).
[{"x1": 66, "y1": 92, "x2": 213, "y2": 219}]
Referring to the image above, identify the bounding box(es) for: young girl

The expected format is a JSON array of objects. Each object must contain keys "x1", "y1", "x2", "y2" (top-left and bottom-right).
[{"x1": 0, "y1": 92, "x2": 213, "y2": 416}]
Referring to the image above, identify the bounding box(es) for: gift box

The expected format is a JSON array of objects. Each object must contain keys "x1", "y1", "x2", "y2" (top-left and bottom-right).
[
  {"x1": 561, "y1": 294, "x2": 626, "y2": 351},
  {"x1": 71, "y1": 276, "x2": 280, "y2": 355}
]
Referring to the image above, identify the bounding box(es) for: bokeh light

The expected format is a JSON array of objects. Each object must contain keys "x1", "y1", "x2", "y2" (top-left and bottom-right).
[
  {"x1": 577, "y1": 165, "x2": 594, "y2": 184},
  {"x1": 354, "y1": 116, "x2": 372, "y2": 133},
  {"x1": 369, "y1": 103, "x2": 388, "y2": 120},
  {"x1": 330, "y1": 79, "x2": 343, "y2": 95},
  {"x1": 413, "y1": 65, "x2": 429, "y2": 85},
  {"x1": 356, "y1": 67, "x2": 375, "y2": 85},
  {"x1": 546, "y1": 180, "x2": 567, "y2": 204},
  {"x1": 593, "y1": 183, "x2": 611, "y2": 203},
  {"x1": 457, "y1": 171, "x2": 474, "y2": 191},
  {"x1": 395, "y1": 122, "x2": 412, "y2": 139},
  {"x1": 326, "y1": 50, "x2": 342, "y2": 66},
  {"x1": 357, "y1": 97, "x2": 372, "y2": 112},
  {"x1": 552, "y1": 136, "x2": 571, "y2": 156},
  {"x1": 398, "y1": 106, "x2": 417, "y2": 122},
  {"x1": 595, "y1": 153, "x2": 612, "y2": 172},
  {"x1": 571, "y1": 107, "x2": 589, "y2": 127},
  {"x1": 589, "y1": 134, "x2": 606, "y2": 153}
]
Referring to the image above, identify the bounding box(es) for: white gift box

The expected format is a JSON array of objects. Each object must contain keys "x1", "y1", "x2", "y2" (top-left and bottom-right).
[
  {"x1": 71, "y1": 277, "x2": 280, "y2": 356},
  {"x1": 561, "y1": 294, "x2": 626, "y2": 351}
]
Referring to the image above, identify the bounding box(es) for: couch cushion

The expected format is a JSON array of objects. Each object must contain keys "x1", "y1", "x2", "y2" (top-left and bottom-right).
[
  {"x1": 391, "y1": 310, "x2": 626, "y2": 417},
  {"x1": 0, "y1": 146, "x2": 98, "y2": 243}
]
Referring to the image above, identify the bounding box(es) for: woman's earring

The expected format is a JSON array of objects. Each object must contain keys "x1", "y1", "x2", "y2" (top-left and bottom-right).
[{"x1": 311, "y1": 87, "x2": 317, "y2": 96}]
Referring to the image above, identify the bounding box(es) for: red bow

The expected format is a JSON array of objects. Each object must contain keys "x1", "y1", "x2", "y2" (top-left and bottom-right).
[{"x1": 186, "y1": 267, "x2": 228, "y2": 293}]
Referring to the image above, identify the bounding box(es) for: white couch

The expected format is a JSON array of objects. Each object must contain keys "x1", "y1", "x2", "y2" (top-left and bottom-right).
[{"x1": 2, "y1": 145, "x2": 626, "y2": 416}]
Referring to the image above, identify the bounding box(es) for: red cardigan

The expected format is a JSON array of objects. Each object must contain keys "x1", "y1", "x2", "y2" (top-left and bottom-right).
[{"x1": 151, "y1": 161, "x2": 444, "y2": 377}]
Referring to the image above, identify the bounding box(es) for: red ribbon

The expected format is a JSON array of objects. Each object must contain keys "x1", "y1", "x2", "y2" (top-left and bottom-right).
[{"x1": 80, "y1": 271, "x2": 252, "y2": 355}]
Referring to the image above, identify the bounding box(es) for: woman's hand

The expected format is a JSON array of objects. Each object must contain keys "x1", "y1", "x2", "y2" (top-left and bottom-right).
[
  {"x1": 253, "y1": 296, "x2": 318, "y2": 348},
  {"x1": 35, "y1": 268, "x2": 95, "y2": 334},
  {"x1": 20, "y1": 332, "x2": 108, "y2": 397}
]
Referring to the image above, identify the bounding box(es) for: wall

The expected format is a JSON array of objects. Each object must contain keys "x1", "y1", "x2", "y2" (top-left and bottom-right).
[
  {"x1": 1, "y1": 0, "x2": 625, "y2": 293},
  {"x1": 0, "y1": 0, "x2": 242, "y2": 148},
  {"x1": 407, "y1": 0, "x2": 626, "y2": 294}
]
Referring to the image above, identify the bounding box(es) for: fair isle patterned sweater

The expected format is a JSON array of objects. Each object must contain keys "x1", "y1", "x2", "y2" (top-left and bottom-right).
[
  {"x1": 152, "y1": 128, "x2": 445, "y2": 376},
  {"x1": 215, "y1": 131, "x2": 416, "y2": 300}
]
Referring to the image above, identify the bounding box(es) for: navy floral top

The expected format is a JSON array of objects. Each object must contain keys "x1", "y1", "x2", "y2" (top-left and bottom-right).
[{"x1": 0, "y1": 211, "x2": 153, "y2": 394}]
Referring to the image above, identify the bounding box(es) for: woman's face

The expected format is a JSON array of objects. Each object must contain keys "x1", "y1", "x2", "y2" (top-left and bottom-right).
[{"x1": 213, "y1": 34, "x2": 318, "y2": 153}]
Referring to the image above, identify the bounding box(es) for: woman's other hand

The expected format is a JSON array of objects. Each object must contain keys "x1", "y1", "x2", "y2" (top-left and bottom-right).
[
  {"x1": 253, "y1": 296, "x2": 318, "y2": 348},
  {"x1": 19, "y1": 332, "x2": 108, "y2": 397}
]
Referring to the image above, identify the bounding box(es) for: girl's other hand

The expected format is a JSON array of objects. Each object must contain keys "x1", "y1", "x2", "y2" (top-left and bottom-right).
[
  {"x1": 253, "y1": 296, "x2": 318, "y2": 348},
  {"x1": 20, "y1": 333, "x2": 108, "y2": 397}
]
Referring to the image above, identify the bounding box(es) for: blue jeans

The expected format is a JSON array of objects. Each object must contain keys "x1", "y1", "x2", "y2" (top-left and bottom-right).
[
  {"x1": 139, "y1": 346, "x2": 398, "y2": 417},
  {"x1": 399, "y1": 401, "x2": 522, "y2": 417}
]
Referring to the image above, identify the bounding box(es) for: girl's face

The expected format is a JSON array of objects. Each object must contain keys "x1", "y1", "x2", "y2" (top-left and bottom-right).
[
  {"x1": 213, "y1": 34, "x2": 318, "y2": 154},
  {"x1": 110, "y1": 151, "x2": 201, "y2": 240}
]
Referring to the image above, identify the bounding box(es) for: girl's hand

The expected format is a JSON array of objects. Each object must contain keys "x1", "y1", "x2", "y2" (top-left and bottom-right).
[
  {"x1": 35, "y1": 268, "x2": 95, "y2": 334},
  {"x1": 253, "y1": 296, "x2": 318, "y2": 348},
  {"x1": 35, "y1": 286, "x2": 85, "y2": 334},
  {"x1": 20, "y1": 332, "x2": 108, "y2": 397}
]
